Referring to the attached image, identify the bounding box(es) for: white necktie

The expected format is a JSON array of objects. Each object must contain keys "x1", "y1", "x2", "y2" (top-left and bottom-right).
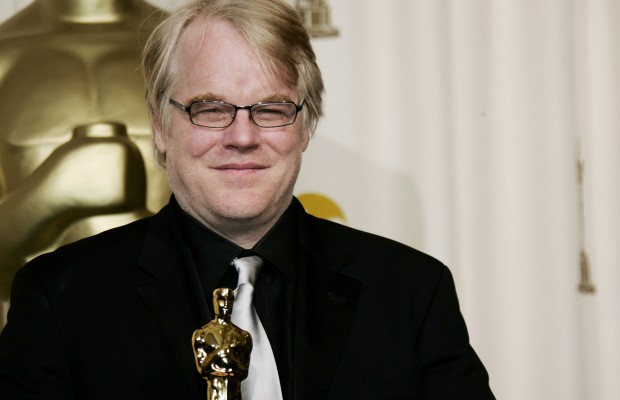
[{"x1": 231, "y1": 256, "x2": 283, "y2": 400}]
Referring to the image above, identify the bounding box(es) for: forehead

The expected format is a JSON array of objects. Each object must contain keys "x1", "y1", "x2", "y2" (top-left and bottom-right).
[{"x1": 173, "y1": 17, "x2": 297, "y2": 101}]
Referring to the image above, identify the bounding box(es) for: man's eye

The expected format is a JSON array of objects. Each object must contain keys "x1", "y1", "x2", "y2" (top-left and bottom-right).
[
  {"x1": 254, "y1": 105, "x2": 292, "y2": 121},
  {"x1": 194, "y1": 105, "x2": 228, "y2": 114},
  {"x1": 256, "y1": 108, "x2": 284, "y2": 116}
]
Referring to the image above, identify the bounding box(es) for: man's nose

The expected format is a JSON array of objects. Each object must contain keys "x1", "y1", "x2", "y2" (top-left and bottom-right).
[{"x1": 222, "y1": 109, "x2": 261, "y2": 149}]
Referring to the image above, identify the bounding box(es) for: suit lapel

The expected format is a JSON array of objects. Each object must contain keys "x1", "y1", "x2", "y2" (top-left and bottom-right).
[
  {"x1": 135, "y1": 206, "x2": 211, "y2": 400},
  {"x1": 133, "y1": 200, "x2": 363, "y2": 399},
  {"x1": 293, "y1": 211, "x2": 362, "y2": 399}
]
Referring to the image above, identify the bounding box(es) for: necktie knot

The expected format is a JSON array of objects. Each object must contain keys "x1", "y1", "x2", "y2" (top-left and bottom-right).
[{"x1": 233, "y1": 255, "x2": 263, "y2": 287}]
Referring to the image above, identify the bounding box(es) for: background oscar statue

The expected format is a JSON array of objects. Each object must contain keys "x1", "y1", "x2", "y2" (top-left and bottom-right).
[
  {"x1": 0, "y1": 0, "x2": 171, "y2": 324},
  {"x1": 193, "y1": 288, "x2": 252, "y2": 400}
]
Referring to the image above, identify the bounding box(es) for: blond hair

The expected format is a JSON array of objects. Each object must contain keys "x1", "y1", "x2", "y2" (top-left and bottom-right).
[{"x1": 141, "y1": 0, "x2": 324, "y2": 164}]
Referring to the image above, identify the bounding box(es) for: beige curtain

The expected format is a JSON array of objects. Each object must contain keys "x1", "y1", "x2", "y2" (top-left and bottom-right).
[
  {"x1": 1, "y1": 1, "x2": 618, "y2": 399},
  {"x1": 301, "y1": 1, "x2": 620, "y2": 399}
]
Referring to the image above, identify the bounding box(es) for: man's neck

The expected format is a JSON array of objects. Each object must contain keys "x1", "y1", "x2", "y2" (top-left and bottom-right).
[{"x1": 212, "y1": 215, "x2": 283, "y2": 250}]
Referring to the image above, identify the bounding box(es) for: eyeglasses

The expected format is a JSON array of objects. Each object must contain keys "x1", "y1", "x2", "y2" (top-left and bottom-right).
[{"x1": 169, "y1": 98, "x2": 304, "y2": 128}]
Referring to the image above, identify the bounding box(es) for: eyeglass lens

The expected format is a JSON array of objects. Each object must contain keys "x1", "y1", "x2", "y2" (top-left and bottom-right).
[{"x1": 189, "y1": 101, "x2": 299, "y2": 128}]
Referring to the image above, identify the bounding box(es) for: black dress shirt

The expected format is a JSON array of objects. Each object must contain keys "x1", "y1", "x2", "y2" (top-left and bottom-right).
[{"x1": 172, "y1": 197, "x2": 297, "y2": 399}]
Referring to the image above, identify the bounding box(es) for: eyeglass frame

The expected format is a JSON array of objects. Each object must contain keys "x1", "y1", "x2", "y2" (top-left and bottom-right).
[{"x1": 168, "y1": 98, "x2": 304, "y2": 129}]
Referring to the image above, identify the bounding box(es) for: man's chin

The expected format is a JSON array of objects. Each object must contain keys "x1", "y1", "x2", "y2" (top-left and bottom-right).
[{"x1": 216, "y1": 196, "x2": 289, "y2": 225}]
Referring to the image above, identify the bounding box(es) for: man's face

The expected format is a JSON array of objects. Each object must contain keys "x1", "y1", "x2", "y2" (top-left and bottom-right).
[{"x1": 155, "y1": 18, "x2": 308, "y2": 241}]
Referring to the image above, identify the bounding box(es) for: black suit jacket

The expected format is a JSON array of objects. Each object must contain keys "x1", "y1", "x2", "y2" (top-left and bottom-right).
[{"x1": 0, "y1": 198, "x2": 494, "y2": 399}]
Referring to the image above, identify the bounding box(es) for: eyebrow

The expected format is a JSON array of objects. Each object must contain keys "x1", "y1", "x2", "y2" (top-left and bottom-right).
[{"x1": 187, "y1": 92, "x2": 295, "y2": 104}]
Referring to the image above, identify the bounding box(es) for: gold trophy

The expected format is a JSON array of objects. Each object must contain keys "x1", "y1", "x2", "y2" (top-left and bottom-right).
[
  {"x1": 0, "y1": 0, "x2": 171, "y2": 324},
  {"x1": 192, "y1": 288, "x2": 252, "y2": 400}
]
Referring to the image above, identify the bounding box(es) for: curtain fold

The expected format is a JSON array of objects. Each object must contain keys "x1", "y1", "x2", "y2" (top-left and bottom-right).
[{"x1": 576, "y1": 2, "x2": 620, "y2": 399}]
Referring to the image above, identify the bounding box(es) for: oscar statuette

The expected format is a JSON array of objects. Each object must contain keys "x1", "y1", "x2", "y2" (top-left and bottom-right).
[{"x1": 192, "y1": 288, "x2": 252, "y2": 400}]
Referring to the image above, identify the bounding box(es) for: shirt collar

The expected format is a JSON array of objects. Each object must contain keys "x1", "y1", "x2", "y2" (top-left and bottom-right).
[
  {"x1": 172, "y1": 196, "x2": 299, "y2": 288},
  {"x1": 252, "y1": 200, "x2": 298, "y2": 282}
]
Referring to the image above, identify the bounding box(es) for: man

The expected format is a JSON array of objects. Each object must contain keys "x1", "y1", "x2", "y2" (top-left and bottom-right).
[{"x1": 0, "y1": 0, "x2": 495, "y2": 399}]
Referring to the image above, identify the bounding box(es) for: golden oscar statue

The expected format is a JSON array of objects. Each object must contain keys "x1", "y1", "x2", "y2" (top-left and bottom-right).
[
  {"x1": 0, "y1": 0, "x2": 171, "y2": 323},
  {"x1": 193, "y1": 289, "x2": 252, "y2": 400}
]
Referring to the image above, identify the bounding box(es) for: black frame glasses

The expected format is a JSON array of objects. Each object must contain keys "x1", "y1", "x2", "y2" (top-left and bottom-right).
[{"x1": 169, "y1": 98, "x2": 304, "y2": 128}]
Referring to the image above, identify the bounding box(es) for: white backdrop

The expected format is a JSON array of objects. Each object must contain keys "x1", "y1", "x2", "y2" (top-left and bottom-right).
[{"x1": 1, "y1": 1, "x2": 619, "y2": 400}]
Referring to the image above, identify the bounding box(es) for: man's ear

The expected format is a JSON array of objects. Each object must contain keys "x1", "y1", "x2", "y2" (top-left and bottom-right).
[
  {"x1": 301, "y1": 130, "x2": 310, "y2": 152},
  {"x1": 153, "y1": 121, "x2": 167, "y2": 155}
]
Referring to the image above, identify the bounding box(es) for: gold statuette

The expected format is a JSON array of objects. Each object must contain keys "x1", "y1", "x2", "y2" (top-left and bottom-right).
[
  {"x1": 0, "y1": 0, "x2": 171, "y2": 322},
  {"x1": 192, "y1": 288, "x2": 252, "y2": 400}
]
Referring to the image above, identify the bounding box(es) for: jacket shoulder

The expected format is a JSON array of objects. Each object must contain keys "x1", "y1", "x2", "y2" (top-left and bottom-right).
[
  {"x1": 305, "y1": 214, "x2": 442, "y2": 265},
  {"x1": 302, "y1": 213, "x2": 449, "y2": 291},
  {"x1": 22, "y1": 209, "x2": 168, "y2": 289}
]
